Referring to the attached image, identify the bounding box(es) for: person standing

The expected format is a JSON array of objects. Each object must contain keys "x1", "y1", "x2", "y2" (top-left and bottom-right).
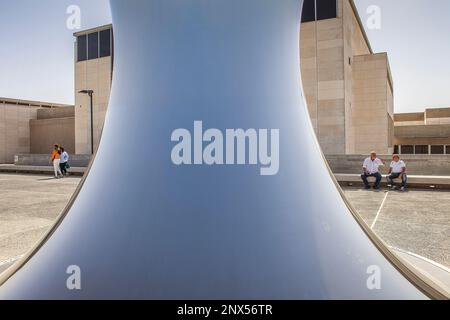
[
  {"x1": 50, "y1": 144, "x2": 63, "y2": 179},
  {"x1": 60, "y1": 147, "x2": 70, "y2": 176},
  {"x1": 387, "y1": 155, "x2": 407, "y2": 191},
  {"x1": 361, "y1": 151, "x2": 385, "y2": 190}
]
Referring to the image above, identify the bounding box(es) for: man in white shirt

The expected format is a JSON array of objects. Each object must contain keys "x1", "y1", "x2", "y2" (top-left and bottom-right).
[
  {"x1": 361, "y1": 151, "x2": 385, "y2": 190},
  {"x1": 59, "y1": 147, "x2": 70, "y2": 176},
  {"x1": 387, "y1": 155, "x2": 407, "y2": 191}
]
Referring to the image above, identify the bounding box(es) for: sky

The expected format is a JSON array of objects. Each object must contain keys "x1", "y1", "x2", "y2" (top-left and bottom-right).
[
  {"x1": 354, "y1": 0, "x2": 450, "y2": 113},
  {"x1": 0, "y1": 1, "x2": 449, "y2": 113},
  {"x1": 0, "y1": 0, "x2": 111, "y2": 104}
]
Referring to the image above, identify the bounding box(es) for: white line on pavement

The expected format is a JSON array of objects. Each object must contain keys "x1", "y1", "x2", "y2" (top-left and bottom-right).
[{"x1": 371, "y1": 191, "x2": 389, "y2": 229}]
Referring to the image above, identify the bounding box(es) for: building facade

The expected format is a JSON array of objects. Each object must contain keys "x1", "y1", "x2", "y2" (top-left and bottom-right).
[
  {"x1": 394, "y1": 108, "x2": 450, "y2": 155},
  {"x1": 74, "y1": 24, "x2": 113, "y2": 155},
  {"x1": 0, "y1": 98, "x2": 73, "y2": 163},
  {"x1": 300, "y1": 0, "x2": 394, "y2": 155}
]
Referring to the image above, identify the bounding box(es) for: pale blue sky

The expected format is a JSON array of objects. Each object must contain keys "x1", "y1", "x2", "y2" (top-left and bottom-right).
[
  {"x1": 354, "y1": 0, "x2": 450, "y2": 113},
  {"x1": 0, "y1": 1, "x2": 449, "y2": 113},
  {"x1": 0, "y1": 0, "x2": 111, "y2": 104}
]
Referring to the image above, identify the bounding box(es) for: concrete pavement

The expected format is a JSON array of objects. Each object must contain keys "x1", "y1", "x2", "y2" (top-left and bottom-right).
[{"x1": 0, "y1": 174, "x2": 81, "y2": 264}]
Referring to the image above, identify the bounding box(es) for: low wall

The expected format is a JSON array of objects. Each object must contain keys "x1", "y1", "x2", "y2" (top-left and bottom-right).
[
  {"x1": 326, "y1": 154, "x2": 450, "y2": 176},
  {"x1": 15, "y1": 154, "x2": 91, "y2": 167}
]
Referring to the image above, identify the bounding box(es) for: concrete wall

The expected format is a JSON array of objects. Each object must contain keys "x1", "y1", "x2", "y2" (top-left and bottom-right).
[
  {"x1": 351, "y1": 53, "x2": 393, "y2": 154},
  {"x1": 343, "y1": 0, "x2": 371, "y2": 154},
  {"x1": 326, "y1": 154, "x2": 450, "y2": 176},
  {"x1": 300, "y1": 1, "x2": 346, "y2": 154},
  {"x1": 30, "y1": 117, "x2": 75, "y2": 154},
  {"x1": 15, "y1": 153, "x2": 91, "y2": 167},
  {"x1": 75, "y1": 56, "x2": 112, "y2": 154},
  {"x1": 37, "y1": 106, "x2": 75, "y2": 120},
  {"x1": 0, "y1": 103, "x2": 39, "y2": 164},
  {"x1": 394, "y1": 124, "x2": 450, "y2": 146}
]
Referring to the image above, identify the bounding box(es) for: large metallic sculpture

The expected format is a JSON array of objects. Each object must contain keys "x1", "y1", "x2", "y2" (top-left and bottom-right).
[{"x1": 0, "y1": 0, "x2": 446, "y2": 299}]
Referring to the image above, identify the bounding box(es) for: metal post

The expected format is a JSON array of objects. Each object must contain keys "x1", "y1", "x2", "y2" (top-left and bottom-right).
[{"x1": 89, "y1": 92, "x2": 94, "y2": 155}]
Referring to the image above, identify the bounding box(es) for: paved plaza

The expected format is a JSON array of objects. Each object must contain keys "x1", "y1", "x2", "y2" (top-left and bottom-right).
[
  {"x1": 0, "y1": 173, "x2": 449, "y2": 274},
  {"x1": 0, "y1": 174, "x2": 81, "y2": 271},
  {"x1": 344, "y1": 188, "x2": 450, "y2": 268}
]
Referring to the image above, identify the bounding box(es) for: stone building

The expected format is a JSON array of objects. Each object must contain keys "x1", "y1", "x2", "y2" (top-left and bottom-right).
[
  {"x1": 300, "y1": 0, "x2": 394, "y2": 155},
  {"x1": 394, "y1": 108, "x2": 450, "y2": 155},
  {"x1": 74, "y1": 24, "x2": 113, "y2": 155},
  {"x1": 0, "y1": 98, "x2": 73, "y2": 163}
]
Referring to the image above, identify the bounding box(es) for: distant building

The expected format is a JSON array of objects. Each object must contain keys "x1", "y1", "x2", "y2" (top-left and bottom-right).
[
  {"x1": 394, "y1": 108, "x2": 450, "y2": 155},
  {"x1": 0, "y1": 98, "x2": 74, "y2": 163}
]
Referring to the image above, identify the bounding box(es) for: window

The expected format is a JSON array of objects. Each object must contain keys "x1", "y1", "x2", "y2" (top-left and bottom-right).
[
  {"x1": 447, "y1": 146, "x2": 450, "y2": 155},
  {"x1": 316, "y1": 0, "x2": 338, "y2": 20},
  {"x1": 77, "y1": 35, "x2": 87, "y2": 62},
  {"x1": 88, "y1": 32, "x2": 99, "y2": 60},
  {"x1": 415, "y1": 145, "x2": 429, "y2": 155},
  {"x1": 301, "y1": 0, "x2": 337, "y2": 23},
  {"x1": 431, "y1": 145, "x2": 445, "y2": 155},
  {"x1": 394, "y1": 145, "x2": 399, "y2": 154},
  {"x1": 100, "y1": 29, "x2": 111, "y2": 58},
  {"x1": 401, "y1": 145, "x2": 414, "y2": 154}
]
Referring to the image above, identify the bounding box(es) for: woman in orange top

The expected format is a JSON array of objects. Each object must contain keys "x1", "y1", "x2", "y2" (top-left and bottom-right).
[{"x1": 51, "y1": 144, "x2": 63, "y2": 178}]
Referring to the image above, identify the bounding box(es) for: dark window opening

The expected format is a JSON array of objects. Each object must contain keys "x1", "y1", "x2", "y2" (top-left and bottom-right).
[
  {"x1": 77, "y1": 35, "x2": 87, "y2": 62},
  {"x1": 100, "y1": 29, "x2": 111, "y2": 58},
  {"x1": 393, "y1": 145, "x2": 399, "y2": 154},
  {"x1": 88, "y1": 32, "x2": 99, "y2": 60},
  {"x1": 431, "y1": 145, "x2": 445, "y2": 155},
  {"x1": 446, "y1": 146, "x2": 450, "y2": 155},
  {"x1": 401, "y1": 145, "x2": 414, "y2": 155},
  {"x1": 415, "y1": 145, "x2": 429, "y2": 155},
  {"x1": 301, "y1": 0, "x2": 337, "y2": 23}
]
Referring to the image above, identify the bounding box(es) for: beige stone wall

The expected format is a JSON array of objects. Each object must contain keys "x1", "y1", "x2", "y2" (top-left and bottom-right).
[
  {"x1": 30, "y1": 117, "x2": 75, "y2": 154},
  {"x1": 75, "y1": 56, "x2": 112, "y2": 154},
  {"x1": 394, "y1": 124, "x2": 450, "y2": 146},
  {"x1": 0, "y1": 103, "x2": 39, "y2": 163},
  {"x1": 351, "y1": 53, "x2": 392, "y2": 154},
  {"x1": 300, "y1": 6, "x2": 346, "y2": 154},
  {"x1": 343, "y1": 0, "x2": 371, "y2": 154},
  {"x1": 37, "y1": 106, "x2": 75, "y2": 120}
]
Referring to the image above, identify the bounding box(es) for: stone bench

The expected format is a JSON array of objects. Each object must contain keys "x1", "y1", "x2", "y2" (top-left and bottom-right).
[
  {"x1": 0, "y1": 164, "x2": 86, "y2": 176},
  {"x1": 335, "y1": 173, "x2": 450, "y2": 189}
]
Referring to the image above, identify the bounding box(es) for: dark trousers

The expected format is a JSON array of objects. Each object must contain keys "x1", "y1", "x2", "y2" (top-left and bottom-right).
[
  {"x1": 60, "y1": 162, "x2": 67, "y2": 175},
  {"x1": 387, "y1": 173, "x2": 407, "y2": 188},
  {"x1": 361, "y1": 172, "x2": 382, "y2": 188}
]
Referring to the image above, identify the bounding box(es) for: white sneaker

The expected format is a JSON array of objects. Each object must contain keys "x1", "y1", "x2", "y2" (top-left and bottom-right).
[{"x1": 400, "y1": 187, "x2": 406, "y2": 192}]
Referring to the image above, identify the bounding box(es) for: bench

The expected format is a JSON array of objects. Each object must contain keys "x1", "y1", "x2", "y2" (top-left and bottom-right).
[
  {"x1": 0, "y1": 164, "x2": 86, "y2": 176},
  {"x1": 334, "y1": 173, "x2": 450, "y2": 189}
]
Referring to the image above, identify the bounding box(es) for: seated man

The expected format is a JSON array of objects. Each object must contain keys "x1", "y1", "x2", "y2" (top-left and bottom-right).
[
  {"x1": 361, "y1": 151, "x2": 385, "y2": 190},
  {"x1": 387, "y1": 155, "x2": 407, "y2": 191}
]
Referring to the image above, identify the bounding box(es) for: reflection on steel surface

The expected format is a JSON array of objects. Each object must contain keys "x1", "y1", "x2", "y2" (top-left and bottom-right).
[{"x1": 0, "y1": 0, "x2": 443, "y2": 299}]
